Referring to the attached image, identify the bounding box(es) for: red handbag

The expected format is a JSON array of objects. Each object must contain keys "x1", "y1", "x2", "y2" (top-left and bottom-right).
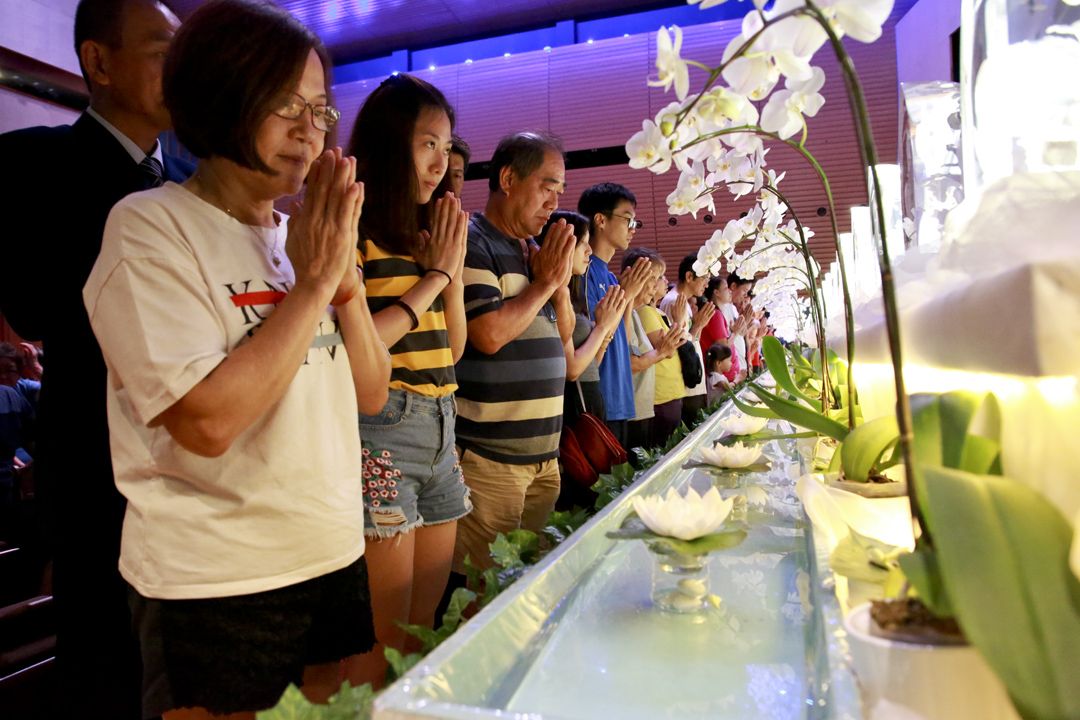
[
  {"x1": 559, "y1": 427, "x2": 598, "y2": 490},
  {"x1": 561, "y1": 382, "x2": 627, "y2": 488}
]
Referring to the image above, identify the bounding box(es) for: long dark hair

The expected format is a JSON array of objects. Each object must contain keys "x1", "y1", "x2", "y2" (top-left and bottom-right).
[
  {"x1": 347, "y1": 74, "x2": 455, "y2": 255},
  {"x1": 538, "y1": 210, "x2": 590, "y2": 316}
]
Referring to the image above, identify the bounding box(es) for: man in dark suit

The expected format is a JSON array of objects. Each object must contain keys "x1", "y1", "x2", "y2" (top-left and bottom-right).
[{"x1": 0, "y1": 1, "x2": 186, "y2": 716}]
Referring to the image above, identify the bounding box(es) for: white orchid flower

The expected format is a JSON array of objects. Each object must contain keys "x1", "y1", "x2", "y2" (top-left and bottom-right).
[
  {"x1": 719, "y1": 412, "x2": 770, "y2": 436},
  {"x1": 760, "y1": 66, "x2": 826, "y2": 139},
  {"x1": 698, "y1": 442, "x2": 764, "y2": 469},
  {"x1": 650, "y1": 26, "x2": 691, "y2": 100},
  {"x1": 667, "y1": 184, "x2": 710, "y2": 217},
  {"x1": 820, "y1": 0, "x2": 895, "y2": 44},
  {"x1": 632, "y1": 486, "x2": 734, "y2": 540},
  {"x1": 626, "y1": 120, "x2": 673, "y2": 174}
]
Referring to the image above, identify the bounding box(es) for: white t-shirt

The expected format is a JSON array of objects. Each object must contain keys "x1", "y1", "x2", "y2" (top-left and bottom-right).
[
  {"x1": 721, "y1": 303, "x2": 748, "y2": 371},
  {"x1": 627, "y1": 308, "x2": 656, "y2": 421},
  {"x1": 84, "y1": 182, "x2": 365, "y2": 600},
  {"x1": 659, "y1": 289, "x2": 706, "y2": 397}
]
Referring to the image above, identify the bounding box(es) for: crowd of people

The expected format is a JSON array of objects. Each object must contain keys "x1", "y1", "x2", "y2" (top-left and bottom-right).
[{"x1": 0, "y1": 0, "x2": 773, "y2": 717}]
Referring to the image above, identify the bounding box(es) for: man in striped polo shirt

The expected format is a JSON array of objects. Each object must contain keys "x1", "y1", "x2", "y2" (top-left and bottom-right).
[{"x1": 452, "y1": 132, "x2": 576, "y2": 573}]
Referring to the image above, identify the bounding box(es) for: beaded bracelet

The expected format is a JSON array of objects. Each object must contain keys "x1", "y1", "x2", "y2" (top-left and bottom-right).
[{"x1": 393, "y1": 299, "x2": 420, "y2": 330}]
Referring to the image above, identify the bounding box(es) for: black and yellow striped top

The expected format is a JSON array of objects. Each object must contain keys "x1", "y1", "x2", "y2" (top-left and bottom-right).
[{"x1": 358, "y1": 239, "x2": 457, "y2": 397}]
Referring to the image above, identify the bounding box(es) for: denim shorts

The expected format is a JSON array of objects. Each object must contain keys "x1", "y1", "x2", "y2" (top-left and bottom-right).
[{"x1": 359, "y1": 388, "x2": 471, "y2": 538}]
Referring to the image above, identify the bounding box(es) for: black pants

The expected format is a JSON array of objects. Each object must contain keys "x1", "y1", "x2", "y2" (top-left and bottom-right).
[{"x1": 682, "y1": 393, "x2": 707, "y2": 426}]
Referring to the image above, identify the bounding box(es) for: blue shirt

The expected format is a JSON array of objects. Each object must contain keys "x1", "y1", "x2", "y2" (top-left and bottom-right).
[{"x1": 585, "y1": 255, "x2": 635, "y2": 422}]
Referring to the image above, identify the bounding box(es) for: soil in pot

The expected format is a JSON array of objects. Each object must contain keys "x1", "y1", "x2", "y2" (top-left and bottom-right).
[{"x1": 869, "y1": 597, "x2": 965, "y2": 646}]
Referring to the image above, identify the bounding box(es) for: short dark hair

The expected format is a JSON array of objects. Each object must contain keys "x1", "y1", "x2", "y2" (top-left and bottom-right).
[
  {"x1": 678, "y1": 254, "x2": 700, "y2": 284},
  {"x1": 621, "y1": 246, "x2": 662, "y2": 272},
  {"x1": 164, "y1": 0, "x2": 332, "y2": 174},
  {"x1": 728, "y1": 271, "x2": 753, "y2": 288},
  {"x1": 577, "y1": 183, "x2": 637, "y2": 236},
  {"x1": 450, "y1": 135, "x2": 471, "y2": 169},
  {"x1": 538, "y1": 210, "x2": 589, "y2": 314},
  {"x1": 487, "y1": 131, "x2": 564, "y2": 193},
  {"x1": 707, "y1": 342, "x2": 733, "y2": 367},
  {"x1": 74, "y1": 0, "x2": 175, "y2": 88},
  {"x1": 348, "y1": 74, "x2": 456, "y2": 256},
  {"x1": 705, "y1": 274, "x2": 727, "y2": 298}
]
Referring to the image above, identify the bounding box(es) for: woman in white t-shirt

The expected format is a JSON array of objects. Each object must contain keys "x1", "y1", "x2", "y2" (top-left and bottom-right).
[{"x1": 82, "y1": 1, "x2": 390, "y2": 716}]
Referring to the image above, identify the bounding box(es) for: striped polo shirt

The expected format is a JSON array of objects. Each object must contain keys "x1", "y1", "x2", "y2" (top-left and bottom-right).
[
  {"x1": 454, "y1": 214, "x2": 566, "y2": 464},
  {"x1": 358, "y1": 239, "x2": 456, "y2": 397}
]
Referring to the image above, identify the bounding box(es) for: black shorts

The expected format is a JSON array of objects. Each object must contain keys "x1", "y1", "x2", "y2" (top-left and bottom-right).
[{"x1": 129, "y1": 555, "x2": 376, "y2": 717}]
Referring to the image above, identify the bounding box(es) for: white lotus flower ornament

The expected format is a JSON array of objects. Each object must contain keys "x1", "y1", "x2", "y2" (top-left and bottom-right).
[
  {"x1": 718, "y1": 412, "x2": 770, "y2": 436},
  {"x1": 632, "y1": 486, "x2": 734, "y2": 540},
  {"x1": 698, "y1": 442, "x2": 763, "y2": 469}
]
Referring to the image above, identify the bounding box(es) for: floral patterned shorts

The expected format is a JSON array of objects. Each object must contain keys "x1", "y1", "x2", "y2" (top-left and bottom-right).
[{"x1": 358, "y1": 388, "x2": 471, "y2": 538}]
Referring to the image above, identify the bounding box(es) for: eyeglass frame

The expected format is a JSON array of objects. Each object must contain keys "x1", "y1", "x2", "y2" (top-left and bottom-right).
[
  {"x1": 272, "y1": 92, "x2": 341, "y2": 132},
  {"x1": 607, "y1": 212, "x2": 643, "y2": 231}
]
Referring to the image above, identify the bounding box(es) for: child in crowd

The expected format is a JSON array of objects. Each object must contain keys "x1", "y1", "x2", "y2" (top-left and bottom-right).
[{"x1": 706, "y1": 342, "x2": 734, "y2": 406}]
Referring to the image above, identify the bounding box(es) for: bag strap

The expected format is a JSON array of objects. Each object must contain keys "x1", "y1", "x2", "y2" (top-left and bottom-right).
[{"x1": 576, "y1": 380, "x2": 587, "y2": 415}]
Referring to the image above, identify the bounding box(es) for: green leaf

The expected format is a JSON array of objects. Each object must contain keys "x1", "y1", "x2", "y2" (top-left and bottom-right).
[
  {"x1": 384, "y1": 647, "x2": 423, "y2": 682},
  {"x1": 916, "y1": 466, "x2": 1080, "y2": 720},
  {"x1": 910, "y1": 391, "x2": 1002, "y2": 474},
  {"x1": 489, "y1": 529, "x2": 539, "y2": 569},
  {"x1": 256, "y1": 685, "x2": 316, "y2": 720},
  {"x1": 762, "y1": 336, "x2": 822, "y2": 410},
  {"x1": 716, "y1": 430, "x2": 817, "y2": 445},
  {"x1": 440, "y1": 587, "x2": 476, "y2": 634},
  {"x1": 897, "y1": 545, "x2": 954, "y2": 618},
  {"x1": 324, "y1": 682, "x2": 375, "y2": 720},
  {"x1": 840, "y1": 415, "x2": 899, "y2": 482},
  {"x1": 749, "y1": 383, "x2": 849, "y2": 441},
  {"x1": 729, "y1": 391, "x2": 780, "y2": 419},
  {"x1": 396, "y1": 621, "x2": 441, "y2": 653},
  {"x1": 606, "y1": 516, "x2": 747, "y2": 555},
  {"x1": 682, "y1": 460, "x2": 772, "y2": 474}
]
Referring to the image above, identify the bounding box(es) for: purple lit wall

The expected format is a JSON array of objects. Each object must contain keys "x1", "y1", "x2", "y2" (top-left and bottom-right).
[{"x1": 333, "y1": 12, "x2": 909, "y2": 276}]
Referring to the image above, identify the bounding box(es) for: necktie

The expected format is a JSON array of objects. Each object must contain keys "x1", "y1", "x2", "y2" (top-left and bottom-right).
[{"x1": 139, "y1": 155, "x2": 164, "y2": 189}]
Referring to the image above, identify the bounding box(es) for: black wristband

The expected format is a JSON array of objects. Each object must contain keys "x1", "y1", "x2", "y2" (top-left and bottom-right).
[
  {"x1": 425, "y1": 267, "x2": 453, "y2": 285},
  {"x1": 393, "y1": 299, "x2": 420, "y2": 330}
]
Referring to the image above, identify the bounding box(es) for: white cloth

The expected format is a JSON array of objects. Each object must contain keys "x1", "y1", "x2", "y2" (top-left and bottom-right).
[
  {"x1": 659, "y1": 289, "x2": 706, "y2": 397},
  {"x1": 720, "y1": 302, "x2": 748, "y2": 371},
  {"x1": 84, "y1": 182, "x2": 365, "y2": 600}
]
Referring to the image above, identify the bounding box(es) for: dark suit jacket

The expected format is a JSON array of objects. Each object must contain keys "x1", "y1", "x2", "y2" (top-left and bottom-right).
[{"x1": 0, "y1": 112, "x2": 191, "y2": 555}]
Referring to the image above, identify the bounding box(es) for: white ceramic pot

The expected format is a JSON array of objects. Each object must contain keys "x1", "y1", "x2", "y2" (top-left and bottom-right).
[{"x1": 843, "y1": 603, "x2": 1020, "y2": 720}]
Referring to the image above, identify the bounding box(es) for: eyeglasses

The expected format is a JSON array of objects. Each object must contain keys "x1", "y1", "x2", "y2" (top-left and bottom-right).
[
  {"x1": 608, "y1": 212, "x2": 643, "y2": 230},
  {"x1": 273, "y1": 92, "x2": 341, "y2": 132}
]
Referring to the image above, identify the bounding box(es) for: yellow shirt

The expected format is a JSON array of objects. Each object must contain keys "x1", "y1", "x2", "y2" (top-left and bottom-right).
[
  {"x1": 358, "y1": 240, "x2": 457, "y2": 397},
  {"x1": 638, "y1": 305, "x2": 685, "y2": 405}
]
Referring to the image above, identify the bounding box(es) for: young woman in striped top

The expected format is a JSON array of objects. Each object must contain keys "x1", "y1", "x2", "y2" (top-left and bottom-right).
[{"x1": 345, "y1": 74, "x2": 470, "y2": 686}]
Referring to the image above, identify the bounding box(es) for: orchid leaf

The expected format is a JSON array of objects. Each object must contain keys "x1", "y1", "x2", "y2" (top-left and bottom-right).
[
  {"x1": 898, "y1": 545, "x2": 954, "y2": 618},
  {"x1": 749, "y1": 383, "x2": 849, "y2": 441},
  {"x1": 913, "y1": 466, "x2": 1080, "y2": 720},
  {"x1": 729, "y1": 391, "x2": 779, "y2": 419},
  {"x1": 762, "y1": 336, "x2": 821, "y2": 410},
  {"x1": 910, "y1": 391, "x2": 1002, "y2": 474},
  {"x1": 715, "y1": 430, "x2": 817, "y2": 445},
  {"x1": 840, "y1": 415, "x2": 899, "y2": 482}
]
